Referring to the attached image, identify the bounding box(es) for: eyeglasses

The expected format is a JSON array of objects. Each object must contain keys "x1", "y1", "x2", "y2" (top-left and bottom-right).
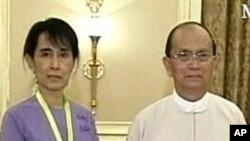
[{"x1": 171, "y1": 51, "x2": 214, "y2": 62}]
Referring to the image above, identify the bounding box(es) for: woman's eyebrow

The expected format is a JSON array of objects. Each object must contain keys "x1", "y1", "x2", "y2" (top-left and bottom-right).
[
  {"x1": 60, "y1": 47, "x2": 71, "y2": 52},
  {"x1": 38, "y1": 47, "x2": 52, "y2": 52}
]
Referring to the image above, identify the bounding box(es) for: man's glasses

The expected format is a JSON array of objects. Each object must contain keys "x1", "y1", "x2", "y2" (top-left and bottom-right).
[{"x1": 171, "y1": 50, "x2": 214, "y2": 62}]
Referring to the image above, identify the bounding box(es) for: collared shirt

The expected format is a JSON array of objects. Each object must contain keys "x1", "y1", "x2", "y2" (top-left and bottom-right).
[
  {"x1": 127, "y1": 91, "x2": 246, "y2": 141},
  {"x1": 0, "y1": 96, "x2": 99, "y2": 141},
  {"x1": 173, "y1": 89, "x2": 208, "y2": 113}
]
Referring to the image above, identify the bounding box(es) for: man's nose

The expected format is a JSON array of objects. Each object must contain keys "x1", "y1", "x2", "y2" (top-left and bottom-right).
[{"x1": 188, "y1": 56, "x2": 201, "y2": 69}]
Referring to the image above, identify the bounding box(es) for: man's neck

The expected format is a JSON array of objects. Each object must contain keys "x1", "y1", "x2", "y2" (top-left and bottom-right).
[
  {"x1": 38, "y1": 86, "x2": 64, "y2": 108},
  {"x1": 175, "y1": 87, "x2": 207, "y2": 102}
]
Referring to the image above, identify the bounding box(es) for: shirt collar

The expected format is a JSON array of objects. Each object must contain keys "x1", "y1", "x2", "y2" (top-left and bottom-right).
[{"x1": 173, "y1": 89, "x2": 209, "y2": 113}]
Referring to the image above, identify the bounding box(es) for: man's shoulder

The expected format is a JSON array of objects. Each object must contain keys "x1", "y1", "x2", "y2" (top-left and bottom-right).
[
  {"x1": 134, "y1": 95, "x2": 173, "y2": 122},
  {"x1": 208, "y1": 92, "x2": 238, "y2": 107},
  {"x1": 208, "y1": 92, "x2": 243, "y2": 114}
]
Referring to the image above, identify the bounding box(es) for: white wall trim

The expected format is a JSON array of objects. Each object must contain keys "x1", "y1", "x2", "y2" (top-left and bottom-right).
[
  {"x1": 177, "y1": 0, "x2": 201, "y2": 23},
  {"x1": 96, "y1": 121, "x2": 131, "y2": 141},
  {"x1": 0, "y1": 0, "x2": 10, "y2": 127}
]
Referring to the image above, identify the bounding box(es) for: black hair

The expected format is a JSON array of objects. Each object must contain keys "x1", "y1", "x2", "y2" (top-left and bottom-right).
[
  {"x1": 165, "y1": 21, "x2": 216, "y2": 57},
  {"x1": 23, "y1": 17, "x2": 79, "y2": 61}
]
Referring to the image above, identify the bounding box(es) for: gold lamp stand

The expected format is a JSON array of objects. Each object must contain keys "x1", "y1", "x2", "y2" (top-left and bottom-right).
[{"x1": 83, "y1": 36, "x2": 105, "y2": 115}]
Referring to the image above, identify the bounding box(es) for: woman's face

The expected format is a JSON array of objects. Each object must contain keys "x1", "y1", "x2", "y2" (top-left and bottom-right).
[{"x1": 28, "y1": 33, "x2": 75, "y2": 92}]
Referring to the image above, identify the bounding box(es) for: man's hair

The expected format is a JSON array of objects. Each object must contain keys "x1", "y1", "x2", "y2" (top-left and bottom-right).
[
  {"x1": 23, "y1": 17, "x2": 79, "y2": 61},
  {"x1": 165, "y1": 21, "x2": 216, "y2": 57}
]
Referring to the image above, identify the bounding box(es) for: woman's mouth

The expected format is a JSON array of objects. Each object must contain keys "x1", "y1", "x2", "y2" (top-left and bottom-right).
[{"x1": 47, "y1": 75, "x2": 62, "y2": 80}]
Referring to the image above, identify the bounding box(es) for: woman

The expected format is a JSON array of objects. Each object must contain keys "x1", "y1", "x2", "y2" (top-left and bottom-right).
[{"x1": 0, "y1": 18, "x2": 99, "y2": 141}]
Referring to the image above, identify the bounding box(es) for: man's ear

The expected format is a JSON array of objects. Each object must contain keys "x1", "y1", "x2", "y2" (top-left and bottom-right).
[
  {"x1": 162, "y1": 56, "x2": 172, "y2": 77},
  {"x1": 210, "y1": 54, "x2": 218, "y2": 68},
  {"x1": 25, "y1": 56, "x2": 35, "y2": 72}
]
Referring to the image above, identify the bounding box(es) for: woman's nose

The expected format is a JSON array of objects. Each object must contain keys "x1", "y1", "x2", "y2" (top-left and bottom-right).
[{"x1": 50, "y1": 55, "x2": 60, "y2": 69}]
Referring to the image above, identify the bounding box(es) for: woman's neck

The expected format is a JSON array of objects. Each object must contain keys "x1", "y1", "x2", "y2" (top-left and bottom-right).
[{"x1": 38, "y1": 86, "x2": 64, "y2": 108}]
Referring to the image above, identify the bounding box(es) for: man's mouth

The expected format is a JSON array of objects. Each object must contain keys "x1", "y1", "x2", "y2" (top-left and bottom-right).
[{"x1": 185, "y1": 75, "x2": 203, "y2": 79}]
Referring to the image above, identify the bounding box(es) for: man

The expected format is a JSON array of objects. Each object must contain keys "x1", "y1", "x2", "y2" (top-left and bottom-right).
[{"x1": 127, "y1": 21, "x2": 246, "y2": 141}]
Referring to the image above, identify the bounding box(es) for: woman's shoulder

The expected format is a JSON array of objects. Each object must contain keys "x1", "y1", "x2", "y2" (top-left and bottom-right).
[
  {"x1": 6, "y1": 96, "x2": 38, "y2": 115},
  {"x1": 3, "y1": 96, "x2": 39, "y2": 125},
  {"x1": 70, "y1": 101, "x2": 92, "y2": 116}
]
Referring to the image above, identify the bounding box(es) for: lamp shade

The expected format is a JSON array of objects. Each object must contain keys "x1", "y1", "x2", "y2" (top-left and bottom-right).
[{"x1": 86, "y1": 16, "x2": 108, "y2": 36}]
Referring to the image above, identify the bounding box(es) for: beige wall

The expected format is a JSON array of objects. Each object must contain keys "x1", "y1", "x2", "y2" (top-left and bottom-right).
[{"x1": 7, "y1": 0, "x2": 200, "y2": 123}]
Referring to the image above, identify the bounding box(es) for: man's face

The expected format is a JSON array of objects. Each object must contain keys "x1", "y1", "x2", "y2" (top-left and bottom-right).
[{"x1": 163, "y1": 25, "x2": 215, "y2": 93}]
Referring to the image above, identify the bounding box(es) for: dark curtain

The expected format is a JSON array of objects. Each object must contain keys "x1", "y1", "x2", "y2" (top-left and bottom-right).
[{"x1": 202, "y1": 0, "x2": 250, "y2": 123}]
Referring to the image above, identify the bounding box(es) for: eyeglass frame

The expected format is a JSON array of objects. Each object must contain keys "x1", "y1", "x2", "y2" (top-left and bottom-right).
[{"x1": 170, "y1": 50, "x2": 215, "y2": 62}]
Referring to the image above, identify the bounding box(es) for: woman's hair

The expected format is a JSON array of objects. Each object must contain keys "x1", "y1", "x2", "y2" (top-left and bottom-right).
[{"x1": 23, "y1": 18, "x2": 79, "y2": 61}]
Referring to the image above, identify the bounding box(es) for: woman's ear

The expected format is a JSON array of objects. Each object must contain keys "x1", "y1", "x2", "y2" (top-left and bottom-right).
[
  {"x1": 71, "y1": 62, "x2": 77, "y2": 74},
  {"x1": 162, "y1": 56, "x2": 172, "y2": 77},
  {"x1": 25, "y1": 56, "x2": 35, "y2": 72}
]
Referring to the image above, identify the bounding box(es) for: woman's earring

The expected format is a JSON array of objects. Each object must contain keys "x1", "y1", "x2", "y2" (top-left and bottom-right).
[
  {"x1": 64, "y1": 65, "x2": 77, "y2": 93},
  {"x1": 32, "y1": 77, "x2": 39, "y2": 94},
  {"x1": 64, "y1": 72, "x2": 73, "y2": 94}
]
